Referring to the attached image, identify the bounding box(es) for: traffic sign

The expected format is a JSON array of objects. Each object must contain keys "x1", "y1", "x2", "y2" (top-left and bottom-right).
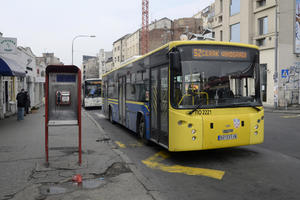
[{"x1": 281, "y1": 69, "x2": 289, "y2": 78}]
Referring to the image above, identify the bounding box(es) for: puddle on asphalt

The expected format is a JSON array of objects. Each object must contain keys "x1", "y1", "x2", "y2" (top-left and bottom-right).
[
  {"x1": 44, "y1": 186, "x2": 67, "y2": 195},
  {"x1": 40, "y1": 178, "x2": 106, "y2": 196}
]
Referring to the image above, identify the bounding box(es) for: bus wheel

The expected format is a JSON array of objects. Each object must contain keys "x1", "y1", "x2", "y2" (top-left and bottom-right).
[{"x1": 138, "y1": 117, "x2": 149, "y2": 145}]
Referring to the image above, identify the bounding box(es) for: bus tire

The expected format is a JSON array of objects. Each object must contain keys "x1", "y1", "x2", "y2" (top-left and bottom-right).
[
  {"x1": 137, "y1": 116, "x2": 149, "y2": 145},
  {"x1": 109, "y1": 107, "x2": 115, "y2": 124}
]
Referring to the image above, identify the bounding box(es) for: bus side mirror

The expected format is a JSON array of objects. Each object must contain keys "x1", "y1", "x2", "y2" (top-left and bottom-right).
[{"x1": 170, "y1": 51, "x2": 181, "y2": 71}]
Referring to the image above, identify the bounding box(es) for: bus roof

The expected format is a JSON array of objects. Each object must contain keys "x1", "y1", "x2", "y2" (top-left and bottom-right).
[{"x1": 102, "y1": 41, "x2": 259, "y2": 77}]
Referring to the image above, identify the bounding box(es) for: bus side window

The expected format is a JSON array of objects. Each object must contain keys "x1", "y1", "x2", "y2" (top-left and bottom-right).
[{"x1": 126, "y1": 83, "x2": 136, "y2": 101}]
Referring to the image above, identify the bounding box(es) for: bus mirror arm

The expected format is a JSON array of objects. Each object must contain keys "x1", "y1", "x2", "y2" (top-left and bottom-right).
[{"x1": 170, "y1": 51, "x2": 181, "y2": 71}]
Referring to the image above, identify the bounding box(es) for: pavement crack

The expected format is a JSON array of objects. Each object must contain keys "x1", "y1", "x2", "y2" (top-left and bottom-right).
[
  {"x1": 27, "y1": 168, "x2": 36, "y2": 182},
  {"x1": 2, "y1": 184, "x2": 32, "y2": 200},
  {"x1": 90, "y1": 162, "x2": 131, "y2": 178},
  {"x1": 96, "y1": 137, "x2": 111, "y2": 143},
  {"x1": 2, "y1": 193, "x2": 16, "y2": 200},
  {"x1": 0, "y1": 157, "x2": 44, "y2": 163}
]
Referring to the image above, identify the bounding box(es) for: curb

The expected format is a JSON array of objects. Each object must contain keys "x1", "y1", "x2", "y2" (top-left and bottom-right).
[
  {"x1": 264, "y1": 109, "x2": 300, "y2": 114},
  {"x1": 83, "y1": 109, "x2": 163, "y2": 200}
]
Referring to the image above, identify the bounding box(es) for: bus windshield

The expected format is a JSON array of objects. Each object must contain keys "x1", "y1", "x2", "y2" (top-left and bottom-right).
[
  {"x1": 85, "y1": 82, "x2": 101, "y2": 98},
  {"x1": 171, "y1": 45, "x2": 261, "y2": 109}
]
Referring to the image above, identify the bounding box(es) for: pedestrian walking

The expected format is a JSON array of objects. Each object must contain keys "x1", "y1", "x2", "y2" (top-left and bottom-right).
[
  {"x1": 24, "y1": 91, "x2": 31, "y2": 115},
  {"x1": 16, "y1": 89, "x2": 27, "y2": 120}
]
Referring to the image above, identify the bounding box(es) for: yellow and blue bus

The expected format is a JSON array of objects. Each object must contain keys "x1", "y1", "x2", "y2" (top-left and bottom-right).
[{"x1": 102, "y1": 41, "x2": 264, "y2": 151}]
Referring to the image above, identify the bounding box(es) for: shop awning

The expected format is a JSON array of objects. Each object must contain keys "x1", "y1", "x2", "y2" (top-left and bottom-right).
[{"x1": 0, "y1": 56, "x2": 26, "y2": 77}]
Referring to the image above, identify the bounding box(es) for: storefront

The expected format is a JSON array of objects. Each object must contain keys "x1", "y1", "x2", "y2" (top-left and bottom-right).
[{"x1": 0, "y1": 56, "x2": 26, "y2": 119}]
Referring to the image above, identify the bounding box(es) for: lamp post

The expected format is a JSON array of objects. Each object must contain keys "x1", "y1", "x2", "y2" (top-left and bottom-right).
[{"x1": 72, "y1": 35, "x2": 96, "y2": 65}]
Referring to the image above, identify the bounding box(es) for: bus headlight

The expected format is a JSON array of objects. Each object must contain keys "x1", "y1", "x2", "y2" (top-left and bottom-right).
[
  {"x1": 254, "y1": 131, "x2": 258, "y2": 135},
  {"x1": 191, "y1": 129, "x2": 196, "y2": 134},
  {"x1": 178, "y1": 120, "x2": 186, "y2": 126},
  {"x1": 254, "y1": 125, "x2": 259, "y2": 129},
  {"x1": 192, "y1": 136, "x2": 196, "y2": 141}
]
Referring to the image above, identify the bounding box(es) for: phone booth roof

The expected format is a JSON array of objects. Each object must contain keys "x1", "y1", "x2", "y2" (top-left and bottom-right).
[{"x1": 46, "y1": 65, "x2": 80, "y2": 74}]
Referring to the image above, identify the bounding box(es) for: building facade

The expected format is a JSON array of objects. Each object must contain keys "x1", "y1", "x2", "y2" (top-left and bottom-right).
[
  {"x1": 172, "y1": 17, "x2": 203, "y2": 41},
  {"x1": 148, "y1": 17, "x2": 173, "y2": 52},
  {"x1": 109, "y1": 17, "x2": 203, "y2": 72},
  {"x1": 82, "y1": 56, "x2": 99, "y2": 80},
  {"x1": 98, "y1": 49, "x2": 112, "y2": 79},
  {"x1": 193, "y1": 3, "x2": 215, "y2": 30},
  {"x1": 210, "y1": 0, "x2": 300, "y2": 107},
  {"x1": 41, "y1": 53, "x2": 63, "y2": 65},
  {"x1": 0, "y1": 35, "x2": 55, "y2": 119},
  {"x1": 113, "y1": 34, "x2": 130, "y2": 69},
  {"x1": 125, "y1": 30, "x2": 140, "y2": 61}
]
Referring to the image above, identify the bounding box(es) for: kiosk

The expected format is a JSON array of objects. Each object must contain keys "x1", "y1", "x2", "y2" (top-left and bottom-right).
[{"x1": 45, "y1": 65, "x2": 82, "y2": 165}]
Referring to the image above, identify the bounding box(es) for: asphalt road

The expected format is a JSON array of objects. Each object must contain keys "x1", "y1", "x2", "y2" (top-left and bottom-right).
[{"x1": 88, "y1": 109, "x2": 300, "y2": 200}]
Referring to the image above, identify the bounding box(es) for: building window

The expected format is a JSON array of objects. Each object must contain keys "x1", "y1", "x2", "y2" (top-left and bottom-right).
[
  {"x1": 220, "y1": 0, "x2": 223, "y2": 12},
  {"x1": 220, "y1": 30, "x2": 223, "y2": 41},
  {"x1": 230, "y1": 23, "x2": 240, "y2": 42},
  {"x1": 258, "y1": 16, "x2": 268, "y2": 35},
  {"x1": 260, "y1": 64, "x2": 267, "y2": 102},
  {"x1": 218, "y1": 15, "x2": 223, "y2": 23},
  {"x1": 230, "y1": 0, "x2": 240, "y2": 16},
  {"x1": 256, "y1": 38, "x2": 266, "y2": 47},
  {"x1": 256, "y1": 0, "x2": 266, "y2": 8}
]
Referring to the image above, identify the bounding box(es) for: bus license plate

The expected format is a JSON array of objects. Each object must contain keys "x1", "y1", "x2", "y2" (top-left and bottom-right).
[{"x1": 218, "y1": 134, "x2": 237, "y2": 141}]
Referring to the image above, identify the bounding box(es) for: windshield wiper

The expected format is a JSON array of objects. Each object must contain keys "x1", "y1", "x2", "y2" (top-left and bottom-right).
[
  {"x1": 250, "y1": 105, "x2": 261, "y2": 112},
  {"x1": 229, "y1": 102, "x2": 262, "y2": 112},
  {"x1": 188, "y1": 103, "x2": 205, "y2": 115}
]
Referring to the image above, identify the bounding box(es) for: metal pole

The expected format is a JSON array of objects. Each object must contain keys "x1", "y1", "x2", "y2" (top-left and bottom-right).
[
  {"x1": 45, "y1": 73, "x2": 49, "y2": 166},
  {"x1": 72, "y1": 35, "x2": 96, "y2": 65},
  {"x1": 299, "y1": 70, "x2": 300, "y2": 104},
  {"x1": 78, "y1": 69, "x2": 82, "y2": 165},
  {"x1": 274, "y1": 0, "x2": 279, "y2": 109}
]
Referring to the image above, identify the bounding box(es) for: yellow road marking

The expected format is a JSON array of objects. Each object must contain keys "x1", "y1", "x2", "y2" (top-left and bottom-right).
[
  {"x1": 129, "y1": 141, "x2": 144, "y2": 147},
  {"x1": 142, "y1": 151, "x2": 225, "y2": 180},
  {"x1": 115, "y1": 141, "x2": 126, "y2": 148},
  {"x1": 281, "y1": 114, "x2": 300, "y2": 119}
]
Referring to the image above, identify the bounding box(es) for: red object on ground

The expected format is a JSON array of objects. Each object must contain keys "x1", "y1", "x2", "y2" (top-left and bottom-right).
[{"x1": 72, "y1": 174, "x2": 82, "y2": 183}]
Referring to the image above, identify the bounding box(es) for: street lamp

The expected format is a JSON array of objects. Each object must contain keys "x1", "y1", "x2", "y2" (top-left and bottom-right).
[{"x1": 72, "y1": 35, "x2": 96, "y2": 65}]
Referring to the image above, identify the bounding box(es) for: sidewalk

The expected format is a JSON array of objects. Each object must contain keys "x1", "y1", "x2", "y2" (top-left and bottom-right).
[
  {"x1": 264, "y1": 105, "x2": 300, "y2": 114},
  {"x1": 0, "y1": 108, "x2": 160, "y2": 200}
]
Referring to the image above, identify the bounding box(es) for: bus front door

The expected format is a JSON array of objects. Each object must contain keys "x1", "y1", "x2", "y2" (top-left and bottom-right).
[
  {"x1": 150, "y1": 66, "x2": 168, "y2": 147},
  {"x1": 118, "y1": 76, "x2": 126, "y2": 125}
]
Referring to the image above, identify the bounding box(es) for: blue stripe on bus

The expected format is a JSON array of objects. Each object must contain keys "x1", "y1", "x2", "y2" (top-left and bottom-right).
[{"x1": 109, "y1": 101, "x2": 150, "y2": 140}]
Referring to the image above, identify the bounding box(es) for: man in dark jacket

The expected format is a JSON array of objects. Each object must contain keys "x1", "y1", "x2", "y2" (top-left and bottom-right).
[
  {"x1": 16, "y1": 89, "x2": 27, "y2": 120},
  {"x1": 24, "y1": 91, "x2": 31, "y2": 115}
]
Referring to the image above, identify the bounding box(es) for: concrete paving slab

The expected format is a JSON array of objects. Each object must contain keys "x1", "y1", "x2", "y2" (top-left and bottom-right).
[{"x1": 0, "y1": 107, "x2": 160, "y2": 200}]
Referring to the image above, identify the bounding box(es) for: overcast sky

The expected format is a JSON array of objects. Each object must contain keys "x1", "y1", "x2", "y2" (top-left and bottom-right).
[{"x1": 0, "y1": 0, "x2": 213, "y2": 67}]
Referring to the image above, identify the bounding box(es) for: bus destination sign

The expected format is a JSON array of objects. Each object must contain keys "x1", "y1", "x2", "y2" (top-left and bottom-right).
[
  {"x1": 193, "y1": 48, "x2": 248, "y2": 60},
  {"x1": 88, "y1": 81, "x2": 101, "y2": 85}
]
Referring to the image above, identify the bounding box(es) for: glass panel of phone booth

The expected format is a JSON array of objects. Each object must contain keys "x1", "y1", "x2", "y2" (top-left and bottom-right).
[{"x1": 48, "y1": 73, "x2": 78, "y2": 122}]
